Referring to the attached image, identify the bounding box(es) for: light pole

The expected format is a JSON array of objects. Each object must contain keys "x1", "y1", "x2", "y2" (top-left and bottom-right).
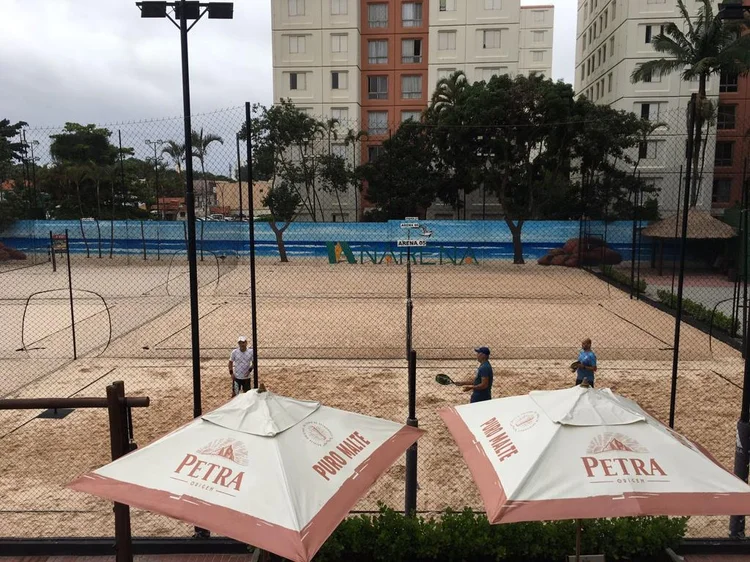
[
  {"x1": 145, "y1": 139, "x2": 166, "y2": 219},
  {"x1": 135, "y1": 1, "x2": 234, "y2": 424}
]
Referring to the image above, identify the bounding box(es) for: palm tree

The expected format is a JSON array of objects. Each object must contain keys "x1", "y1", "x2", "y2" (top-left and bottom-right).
[
  {"x1": 428, "y1": 70, "x2": 468, "y2": 114},
  {"x1": 191, "y1": 129, "x2": 224, "y2": 217},
  {"x1": 162, "y1": 141, "x2": 186, "y2": 177},
  {"x1": 630, "y1": 0, "x2": 750, "y2": 206}
]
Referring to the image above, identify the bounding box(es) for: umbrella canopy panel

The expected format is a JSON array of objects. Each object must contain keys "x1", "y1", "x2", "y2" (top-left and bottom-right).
[{"x1": 440, "y1": 386, "x2": 750, "y2": 524}]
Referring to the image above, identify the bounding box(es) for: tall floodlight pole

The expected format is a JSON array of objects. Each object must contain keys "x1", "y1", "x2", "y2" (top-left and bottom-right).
[{"x1": 136, "y1": 1, "x2": 234, "y2": 421}]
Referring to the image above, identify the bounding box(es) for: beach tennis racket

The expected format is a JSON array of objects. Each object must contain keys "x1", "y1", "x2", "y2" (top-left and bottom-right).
[
  {"x1": 435, "y1": 373, "x2": 460, "y2": 386},
  {"x1": 570, "y1": 361, "x2": 581, "y2": 372}
]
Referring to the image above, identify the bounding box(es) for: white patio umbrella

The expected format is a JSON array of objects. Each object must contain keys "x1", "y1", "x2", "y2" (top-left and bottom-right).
[
  {"x1": 69, "y1": 387, "x2": 423, "y2": 562},
  {"x1": 439, "y1": 384, "x2": 750, "y2": 556}
]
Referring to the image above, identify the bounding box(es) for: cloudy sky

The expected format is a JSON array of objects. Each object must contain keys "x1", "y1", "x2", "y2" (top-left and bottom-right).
[{"x1": 2, "y1": 0, "x2": 577, "y2": 130}]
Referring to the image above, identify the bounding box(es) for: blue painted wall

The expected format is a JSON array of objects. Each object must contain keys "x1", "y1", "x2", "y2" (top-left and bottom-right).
[{"x1": 1, "y1": 219, "x2": 651, "y2": 262}]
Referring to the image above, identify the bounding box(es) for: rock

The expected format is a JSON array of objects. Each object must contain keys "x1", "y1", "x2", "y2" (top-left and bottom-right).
[
  {"x1": 550, "y1": 254, "x2": 568, "y2": 266},
  {"x1": 538, "y1": 237, "x2": 621, "y2": 268},
  {"x1": 537, "y1": 254, "x2": 553, "y2": 266},
  {"x1": 7, "y1": 249, "x2": 26, "y2": 260},
  {"x1": 0, "y1": 249, "x2": 9, "y2": 261},
  {"x1": 602, "y1": 248, "x2": 622, "y2": 265},
  {"x1": 548, "y1": 248, "x2": 566, "y2": 257},
  {"x1": 564, "y1": 256, "x2": 579, "y2": 267}
]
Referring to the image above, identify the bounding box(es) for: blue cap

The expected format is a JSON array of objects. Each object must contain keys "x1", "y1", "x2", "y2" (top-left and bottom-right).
[{"x1": 474, "y1": 346, "x2": 490, "y2": 356}]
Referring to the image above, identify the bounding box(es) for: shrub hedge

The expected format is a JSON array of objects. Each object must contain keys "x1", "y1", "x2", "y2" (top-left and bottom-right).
[
  {"x1": 656, "y1": 289, "x2": 739, "y2": 336},
  {"x1": 308, "y1": 506, "x2": 688, "y2": 562},
  {"x1": 600, "y1": 265, "x2": 647, "y2": 293}
]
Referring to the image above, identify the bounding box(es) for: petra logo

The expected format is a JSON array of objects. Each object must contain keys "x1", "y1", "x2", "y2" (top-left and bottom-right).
[
  {"x1": 303, "y1": 422, "x2": 333, "y2": 447},
  {"x1": 173, "y1": 439, "x2": 248, "y2": 493},
  {"x1": 586, "y1": 433, "x2": 648, "y2": 455},
  {"x1": 582, "y1": 433, "x2": 667, "y2": 482},
  {"x1": 196, "y1": 438, "x2": 249, "y2": 466},
  {"x1": 510, "y1": 411, "x2": 539, "y2": 432}
]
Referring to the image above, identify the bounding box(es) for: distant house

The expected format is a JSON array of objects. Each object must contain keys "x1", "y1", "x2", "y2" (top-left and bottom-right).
[
  {"x1": 214, "y1": 181, "x2": 271, "y2": 218},
  {"x1": 155, "y1": 197, "x2": 187, "y2": 221}
]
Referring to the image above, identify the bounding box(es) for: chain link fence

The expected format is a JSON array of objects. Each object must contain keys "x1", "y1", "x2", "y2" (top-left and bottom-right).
[{"x1": 0, "y1": 103, "x2": 749, "y2": 540}]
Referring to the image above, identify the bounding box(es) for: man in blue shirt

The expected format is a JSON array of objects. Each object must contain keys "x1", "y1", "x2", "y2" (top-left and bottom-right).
[
  {"x1": 575, "y1": 338, "x2": 597, "y2": 387},
  {"x1": 457, "y1": 347, "x2": 493, "y2": 403}
]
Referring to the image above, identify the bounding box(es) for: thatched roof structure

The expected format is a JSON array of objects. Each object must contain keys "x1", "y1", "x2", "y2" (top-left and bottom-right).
[{"x1": 641, "y1": 209, "x2": 737, "y2": 239}]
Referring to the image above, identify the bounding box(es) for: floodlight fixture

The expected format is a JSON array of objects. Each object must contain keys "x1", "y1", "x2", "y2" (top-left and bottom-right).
[
  {"x1": 207, "y1": 2, "x2": 234, "y2": 18},
  {"x1": 137, "y1": 1, "x2": 168, "y2": 18},
  {"x1": 175, "y1": 1, "x2": 201, "y2": 20}
]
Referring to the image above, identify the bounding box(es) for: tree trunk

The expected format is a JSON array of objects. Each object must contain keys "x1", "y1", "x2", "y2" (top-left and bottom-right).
[
  {"x1": 201, "y1": 160, "x2": 209, "y2": 217},
  {"x1": 505, "y1": 218, "x2": 525, "y2": 264},
  {"x1": 691, "y1": 76, "x2": 707, "y2": 207},
  {"x1": 269, "y1": 221, "x2": 289, "y2": 262}
]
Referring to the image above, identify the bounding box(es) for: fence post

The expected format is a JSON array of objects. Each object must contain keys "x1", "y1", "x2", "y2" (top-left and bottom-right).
[
  {"x1": 50, "y1": 231, "x2": 56, "y2": 272},
  {"x1": 106, "y1": 381, "x2": 133, "y2": 562},
  {"x1": 405, "y1": 349, "x2": 418, "y2": 516},
  {"x1": 141, "y1": 221, "x2": 147, "y2": 261},
  {"x1": 245, "y1": 102, "x2": 260, "y2": 387},
  {"x1": 65, "y1": 229, "x2": 77, "y2": 360},
  {"x1": 668, "y1": 92, "x2": 698, "y2": 429}
]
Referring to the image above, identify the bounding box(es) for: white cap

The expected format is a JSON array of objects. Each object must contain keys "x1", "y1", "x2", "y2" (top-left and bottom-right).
[{"x1": 238, "y1": 336, "x2": 247, "y2": 342}]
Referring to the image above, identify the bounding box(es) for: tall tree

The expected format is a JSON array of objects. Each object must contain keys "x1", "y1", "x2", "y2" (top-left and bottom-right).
[
  {"x1": 191, "y1": 129, "x2": 224, "y2": 216},
  {"x1": 357, "y1": 122, "x2": 441, "y2": 219},
  {"x1": 429, "y1": 74, "x2": 578, "y2": 263},
  {"x1": 0, "y1": 119, "x2": 28, "y2": 182},
  {"x1": 630, "y1": 0, "x2": 750, "y2": 206}
]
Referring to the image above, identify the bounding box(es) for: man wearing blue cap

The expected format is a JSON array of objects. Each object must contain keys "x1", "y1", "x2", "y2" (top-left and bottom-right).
[{"x1": 456, "y1": 347, "x2": 493, "y2": 403}]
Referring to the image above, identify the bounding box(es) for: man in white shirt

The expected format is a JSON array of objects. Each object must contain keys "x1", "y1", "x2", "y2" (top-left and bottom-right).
[{"x1": 229, "y1": 336, "x2": 254, "y2": 396}]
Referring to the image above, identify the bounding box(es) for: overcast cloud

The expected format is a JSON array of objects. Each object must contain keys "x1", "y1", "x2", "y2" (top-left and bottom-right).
[{"x1": 2, "y1": 0, "x2": 576, "y2": 130}]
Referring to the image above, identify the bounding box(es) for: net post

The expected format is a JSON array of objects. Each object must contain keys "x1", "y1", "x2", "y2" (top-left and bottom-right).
[
  {"x1": 405, "y1": 349, "x2": 418, "y2": 517},
  {"x1": 65, "y1": 229, "x2": 77, "y2": 360},
  {"x1": 50, "y1": 230, "x2": 56, "y2": 272}
]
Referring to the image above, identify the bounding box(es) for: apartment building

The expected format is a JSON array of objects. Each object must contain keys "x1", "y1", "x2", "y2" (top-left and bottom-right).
[
  {"x1": 272, "y1": 0, "x2": 554, "y2": 220},
  {"x1": 573, "y1": 0, "x2": 727, "y2": 213}
]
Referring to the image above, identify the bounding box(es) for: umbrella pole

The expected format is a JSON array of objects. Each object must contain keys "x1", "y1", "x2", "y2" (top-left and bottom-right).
[{"x1": 575, "y1": 519, "x2": 582, "y2": 562}]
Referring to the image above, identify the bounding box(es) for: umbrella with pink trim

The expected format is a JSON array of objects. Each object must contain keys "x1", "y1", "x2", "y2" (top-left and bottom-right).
[{"x1": 69, "y1": 387, "x2": 423, "y2": 562}]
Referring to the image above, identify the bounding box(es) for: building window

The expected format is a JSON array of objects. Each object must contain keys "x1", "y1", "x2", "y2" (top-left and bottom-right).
[
  {"x1": 608, "y1": 72, "x2": 612, "y2": 92},
  {"x1": 368, "y1": 112, "x2": 388, "y2": 135},
  {"x1": 402, "y1": 75, "x2": 423, "y2": 99},
  {"x1": 533, "y1": 30, "x2": 545, "y2": 43},
  {"x1": 440, "y1": 0, "x2": 456, "y2": 10},
  {"x1": 533, "y1": 10, "x2": 545, "y2": 22},
  {"x1": 438, "y1": 30, "x2": 457, "y2": 51},
  {"x1": 368, "y1": 76, "x2": 388, "y2": 99},
  {"x1": 645, "y1": 24, "x2": 664, "y2": 43},
  {"x1": 331, "y1": 144, "x2": 347, "y2": 158},
  {"x1": 720, "y1": 71, "x2": 739, "y2": 93},
  {"x1": 484, "y1": 0, "x2": 502, "y2": 9},
  {"x1": 401, "y1": 110, "x2": 422, "y2": 123},
  {"x1": 581, "y1": 66, "x2": 585, "y2": 81},
  {"x1": 368, "y1": 145, "x2": 384, "y2": 161},
  {"x1": 483, "y1": 30, "x2": 502, "y2": 49},
  {"x1": 289, "y1": 72, "x2": 306, "y2": 90},
  {"x1": 402, "y1": 3, "x2": 423, "y2": 27},
  {"x1": 639, "y1": 141, "x2": 659, "y2": 159},
  {"x1": 602, "y1": 43, "x2": 607, "y2": 62},
  {"x1": 640, "y1": 102, "x2": 660, "y2": 121},
  {"x1": 331, "y1": 34, "x2": 348, "y2": 53},
  {"x1": 584, "y1": 2, "x2": 588, "y2": 19},
  {"x1": 331, "y1": 71, "x2": 348, "y2": 90},
  {"x1": 402, "y1": 39, "x2": 423, "y2": 63},
  {"x1": 368, "y1": 40, "x2": 388, "y2": 64},
  {"x1": 532, "y1": 51, "x2": 544, "y2": 62},
  {"x1": 331, "y1": 107, "x2": 349, "y2": 121},
  {"x1": 288, "y1": 0, "x2": 305, "y2": 16},
  {"x1": 438, "y1": 68, "x2": 457, "y2": 80},
  {"x1": 331, "y1": 0, "x2": 347, "y2": 14},
  {"x1": 713, "y1": 179, "x2": 732, "y2": 203},
  {"x1": 715, "y1": 141, "x2": 734, "y2": 167},
  {"x1": 368, "y1": 3, "x2": 388, "y2": 27},
  {"x1": 611, "y1": 0, "x2": 616, "y2": 18},
  {"x1": 288, "y1": 35, "x2": 306, "y2": 54},
  {"x1": 603, "y1": 9, "x2": 608, "y2": 26},
  {"x1": 479, "y1": 67, "x2": 502, "y2": 81},
  {"x1": 718, "y1": 105, "x2": 737, "y2": 130},
  {"x1": 595, "y1": 82, "x2": 600, "y2": 100},
  {"x1": 647, "y1": 0, "x2": 666, "y2": 4}
]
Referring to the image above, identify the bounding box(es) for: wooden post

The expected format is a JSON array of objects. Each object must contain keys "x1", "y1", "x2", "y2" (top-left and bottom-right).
[
  {"x1": 50, "y1": 231, "x2": 57, "y2": 272},
  {"x1": 107, "y1": 381, "x2": 133, "y2": 562}
]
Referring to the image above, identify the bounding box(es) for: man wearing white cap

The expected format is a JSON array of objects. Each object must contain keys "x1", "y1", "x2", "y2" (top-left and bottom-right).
[{"x1": 228, "y1": 336, "x2": 254, "y2": 396}]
